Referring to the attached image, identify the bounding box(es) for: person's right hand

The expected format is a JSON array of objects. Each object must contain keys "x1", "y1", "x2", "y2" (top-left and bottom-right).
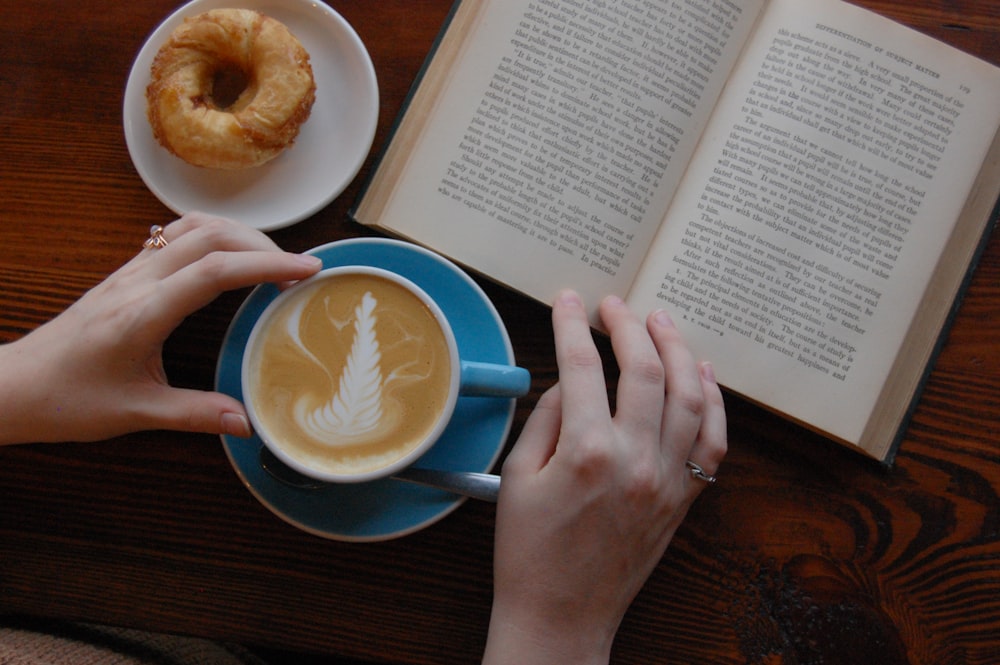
[
  {"x1": 484, "y1": 291, "x2": 727, "y2": 665},
  {"x1": 0, "y1": 212, "x2": 322, "y2": 445}
]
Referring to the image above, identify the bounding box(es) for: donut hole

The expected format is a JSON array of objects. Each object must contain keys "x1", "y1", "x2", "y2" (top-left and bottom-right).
[{"x1": 210, "y1": 63, "x2": 254, "y2": 111}]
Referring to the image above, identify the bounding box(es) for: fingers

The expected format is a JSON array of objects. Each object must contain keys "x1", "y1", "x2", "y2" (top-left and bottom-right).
[
  {"x1": 142, "y1": 386, "x2": 253, "y2": 438},
  {"x1": 645, "y1": 309, "x2": 711, "y2": 469},
  {"x1": 134, "y1": 212, "x2": 322, "y2": 338},
  {"x1": 687, "y1": 361, "x2": 727, "y2": 480},
  {"x1": 548, "y1": 291, "x2": 725, "y2": 476},
  {"x1": 164, "y1": 249, "x2": 319, "y2": 316},
  {"x1": 550, "y1": 291, "x2": 612, "y2": 433},
  {"x1": 143, "y1": 212, "x2": 286, "y2": 277},
  {"x1": 139, "y1": 250, "x2": 320, "y2": 341},
  {"x1": 599, "y1": 298, "x2": 727, "y2": 489},
  {"x1": 502, "y1": 384, "x2": 563, "y2": 478},
  {"x1": 599, "y1": 296, "x2": 665, "y2": 444}
]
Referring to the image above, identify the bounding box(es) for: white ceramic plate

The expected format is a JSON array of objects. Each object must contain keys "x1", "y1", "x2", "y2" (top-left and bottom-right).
[{"x1": 123, "y1": 0, "x2": 378, "y2": 231}]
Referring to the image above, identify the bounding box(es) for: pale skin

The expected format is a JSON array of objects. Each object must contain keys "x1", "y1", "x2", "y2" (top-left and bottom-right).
[
  {"x1": 0, "y1": 212, "x2": 727, "y2": 663},
  {"x1": 0, "y1": 212, "x2": 323, "y2": 444},
  {"x1": 485, "y1": 292, "x2": 727, "y2": 665}
]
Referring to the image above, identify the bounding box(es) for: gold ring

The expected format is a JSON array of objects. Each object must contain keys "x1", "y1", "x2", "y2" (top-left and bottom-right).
[{"x1": 143, "y1": 225, "x2": 168, "y2": 250}]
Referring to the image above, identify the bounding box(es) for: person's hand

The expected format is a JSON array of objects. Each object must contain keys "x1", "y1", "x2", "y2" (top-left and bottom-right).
[
  {"x1": 0, "y1": 212, "x2": 322, "y2": 445},
  {"x1": 483, "y1": 291, "x2": 727, "y2": 665}
]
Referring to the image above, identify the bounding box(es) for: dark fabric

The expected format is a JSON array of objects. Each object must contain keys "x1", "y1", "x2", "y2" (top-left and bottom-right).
[
  {"x1": 0, "y1": 616, "x2": 394, "y2": 665},
  {"x1": 0, "y1": 617, "x2": 265, "y2": 665}
]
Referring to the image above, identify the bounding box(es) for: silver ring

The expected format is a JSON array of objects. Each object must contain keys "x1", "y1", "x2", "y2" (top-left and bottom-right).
[
  {"x1": 143, "y1": 225, "x2": 168, "y2": 250},
  {"x1": 686, "y1": 460, "x2": 717, "y2": 484}
]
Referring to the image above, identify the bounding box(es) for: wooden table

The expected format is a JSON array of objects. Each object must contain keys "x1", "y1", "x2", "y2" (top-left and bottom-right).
[{"x1": 1, "y1": 1, "x2": 998, "y2": 662}]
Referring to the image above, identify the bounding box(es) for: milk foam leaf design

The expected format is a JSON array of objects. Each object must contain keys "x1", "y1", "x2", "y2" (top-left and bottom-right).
[{"x1": 300, "y1": 292, "x2": 384, "y2": 443}]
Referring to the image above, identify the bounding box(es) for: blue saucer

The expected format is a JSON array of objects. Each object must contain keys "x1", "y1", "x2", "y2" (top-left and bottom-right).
[{"x1": 216, "y1": 238, "x2": 519, "y2": 541}]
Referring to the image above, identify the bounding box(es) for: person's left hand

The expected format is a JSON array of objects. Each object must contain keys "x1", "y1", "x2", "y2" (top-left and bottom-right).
[
  {"x1": 484, "y1": 292, "x2": 727, "y2": 664},
  {"x1": 0, "y1": 212, "x2": 322, "y2": 445}
]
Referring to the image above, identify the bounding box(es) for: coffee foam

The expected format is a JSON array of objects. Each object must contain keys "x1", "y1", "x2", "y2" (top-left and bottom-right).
[{"x1": 248, "y1": 273, "x2": 453, "y2": 476}]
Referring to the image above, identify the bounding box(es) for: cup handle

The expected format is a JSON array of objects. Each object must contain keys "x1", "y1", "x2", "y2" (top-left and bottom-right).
[{"x1": 459, "y1": 361, "x2": 531, "y2": 397}]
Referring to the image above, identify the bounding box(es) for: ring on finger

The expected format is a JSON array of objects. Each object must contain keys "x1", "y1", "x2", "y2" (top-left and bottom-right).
[
  {"x1": 143, "y1": 225, "x2": 169, "y2": 250},
  {"x1": 686, "y1": 460, "x2": 717, "y2": 484}
]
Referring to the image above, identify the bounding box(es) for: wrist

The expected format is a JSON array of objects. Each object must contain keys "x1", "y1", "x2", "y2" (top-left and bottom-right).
[
  {"x1": 0, "y1": 330, "x2": 64, "y2": 445},
  {"x1": 482, "y1": 601, "x2": 615, "y2": 665},
  {"x1": 0, "y1": 338, "x2": 39, "y2": 445}
]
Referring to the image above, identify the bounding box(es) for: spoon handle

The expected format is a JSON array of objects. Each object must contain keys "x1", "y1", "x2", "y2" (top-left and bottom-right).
[
  {"x1": 392, "y1": 467, "x2": 501, "y2": 503},
  {"x1": 260, "y1": 445, "x2": 501, "y2": 502}
]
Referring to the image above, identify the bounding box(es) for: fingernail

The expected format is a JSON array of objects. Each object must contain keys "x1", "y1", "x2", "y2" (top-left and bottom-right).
[
  {"x1": 653, "y1": 309, "x2": 675, "y2": 328},
  {"x1": 700, "y1": 361, "x2": 717, "y2": 383},
  {"x1": 296, "y1": 254, "x2": 323, "y2": 268},
  {"x1": 222, "y1": 412, "x2": 252, "y2": 438},
  {"x1": 604, "y1": 294, "x2": 626, "y2": 307},
  {"x1": 556, "y1": 290, "x2": 583, "y2": 308}
]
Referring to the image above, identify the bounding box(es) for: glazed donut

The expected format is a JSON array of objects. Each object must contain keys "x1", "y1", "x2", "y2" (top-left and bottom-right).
[{"x1": 146, "y1": 9, "x2": 316, "y2": 169}]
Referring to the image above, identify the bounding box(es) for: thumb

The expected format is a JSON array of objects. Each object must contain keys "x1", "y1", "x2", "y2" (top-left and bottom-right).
[
  {"x1": 146, "y1": 387, "x2": 253, "y2": 438},
  {"x1": 503, "y1": 384, "x2": 563, "y2": 477}
]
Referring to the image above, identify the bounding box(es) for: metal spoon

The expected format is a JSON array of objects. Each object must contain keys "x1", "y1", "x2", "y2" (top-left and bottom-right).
[{"x1": 259, "y1": 446, "x2": 501, "y2": 503}]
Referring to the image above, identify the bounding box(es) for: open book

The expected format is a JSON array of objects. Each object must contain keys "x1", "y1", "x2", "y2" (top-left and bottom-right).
[{"x1": 352, "y1": 0, "x2": 1000, "y2": 463}]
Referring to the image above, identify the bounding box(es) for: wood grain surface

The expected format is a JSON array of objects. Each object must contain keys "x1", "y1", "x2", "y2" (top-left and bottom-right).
[{"x1": 1, "y1": 1, "x2": 998, "y2": 663}]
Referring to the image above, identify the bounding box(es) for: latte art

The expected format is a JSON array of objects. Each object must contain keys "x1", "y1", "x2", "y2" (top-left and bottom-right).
[
  {"x1": 247, "y1": 272, "x2": 454, "y2": 476},
  {"x1": 293, "y1": 291, "x2": 384, "y2": 441}
]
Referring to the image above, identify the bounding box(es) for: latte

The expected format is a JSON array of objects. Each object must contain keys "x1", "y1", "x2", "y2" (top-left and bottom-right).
[{"x1": 245, "y1": 269, "x2": 455, "y2": 478}]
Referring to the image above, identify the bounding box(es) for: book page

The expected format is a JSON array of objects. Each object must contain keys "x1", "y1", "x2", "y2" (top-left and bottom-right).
[
  {"x1": 627, "y1": 0, "x2": 1000, "y2": 449},
  {"x1": 358, "y1": 0, "x2": 764, "y2": 312}
]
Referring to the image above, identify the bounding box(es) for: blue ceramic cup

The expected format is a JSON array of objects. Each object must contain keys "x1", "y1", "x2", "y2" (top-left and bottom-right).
[{"x1": 242, "y1": 266, "x2": 529, "y2": 483}]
